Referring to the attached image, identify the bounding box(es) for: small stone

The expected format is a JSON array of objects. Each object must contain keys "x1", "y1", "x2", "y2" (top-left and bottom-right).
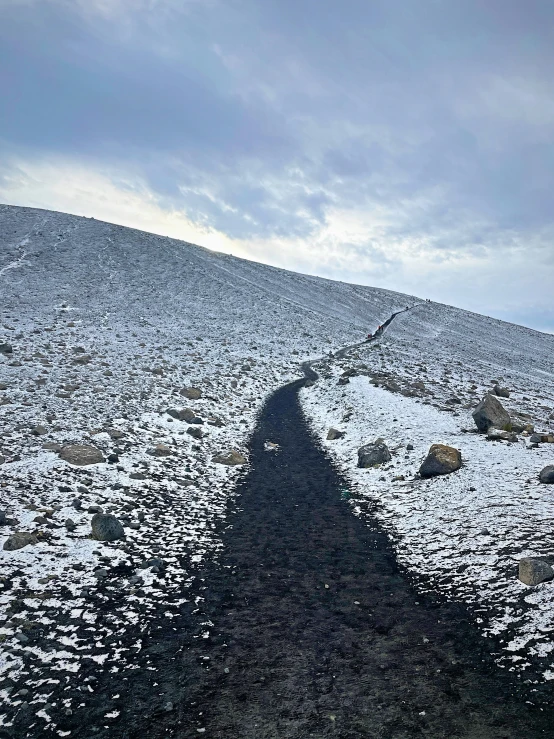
[
  {"x1": 180, "y1": 387, "x2": 202, "y2": 400},
  {"x1": 93, "y1": 568, "x2": 109, "y2": 579},
  {"x1": 518, "y1": 557, "x2": 554, "y2": 586},
  {"x1": 65, "y1": 518, "x2": 76, "y2": 531},
  {"x1": 32, "y1": 425, "x2": 48, "y2": 436},
  {"x1": 72, "y1": 498, "x2": 82, "y2": 509},
  {"x1": 3, "y1": 532, "x2": 37, "y2": 551},
  {"x1": 186, "y1": 426, "x2": 204, "y2": 439},
  {"x1": 0, "y1": 343, "x2": 13, "y2": 354},
  {"x1": 59, "y1": 445, "x2": 104, "y2": 466},
  {"x1": 539, "y1": 465, "x2": 554, "y2": 484},
  {"x1": 140, "y1": 557, "x2": 165, "y2": 570},
  {"x1": 129, "y1": 472, "x2": 147, "y2": 480},
  {"x1": 327, "y1": 428, "x2": 345, "y2": 441},
  {"x1": 148, "y1": 444, "x2": 172, "y2": 457},
  {"x1": 213, "y1": 450, "x2": 247, "y2": 465},
  {"x1": 91, "y1": 513, "x2": 125, "y2": 541}
]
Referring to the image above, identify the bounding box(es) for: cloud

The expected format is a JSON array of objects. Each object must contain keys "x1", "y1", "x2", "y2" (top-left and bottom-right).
[{"x1": 1, "y1": 0, "x2": 554, "y2": 329}]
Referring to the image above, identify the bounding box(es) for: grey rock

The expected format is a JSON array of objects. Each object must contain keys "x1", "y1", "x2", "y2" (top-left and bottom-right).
[
  {"x1": 147, "y1": 444, "x2": 172, "y2": 457},
  {"x1": 72, "y1": 498, "x2": 82, "y2": 509},
  {"x1": 213, "y1": 449, "x2": 247, "y2": 465},
  {"x1": 3, "y1": 532, "x2": 37, "y2": 551},
  {"x1": 493, "y1": 385, "x2": 510, "y2": 398},
  {"x1": 419, "y1": 444, "x2": 462, "y2": 478},
  {"x1": 357, "y1": 440, "x2": 392, "y2": 468},
  {"x1": 518, "y1": 557, "x2": 554, "y2": 586},
  {"x1": 326, "y1": 428, "x2": 345, "y2": 440},
  {"x1": 87, "y1": 505, "x2": 103, "y2": 514},
  {"x1": 129, "y1": 472, "x2": 147, "y2": 480},
  {"x1": 472, "y1": 394, "x2": 511, "y2": 433},
  {"x1": 93, "y1": 568, "x2": 109, "y2": 579},
  {"x1": 529, "y1": 433, "x2": 542, "y2": 444},
  {"x1": 59, "y1": 445, "x2": 105, "y2": 466},
  {"x1": 32, "y1": 425, "x2": 48, "y2": 436},
  {"x1": 65, "y1": 518, "x2": 76, "y2": 532},
  {"x1": 539, "y1": 465, "x2": 554, "y2": 484},
  {"x1": 186, "y1": 426, "x2": 204, "y2": 439},
  {"x1": 0, "y1": 343, "x2": 13, "y2": 354},
  {"x1": 140, "y1": 557, "x2": 165, "y2": 570},
  {"x1": 91, "y1": 513, "x2": 125, "y2": 542},
  {"x1": 487, "y1": 429, "x2": 518, "y2": 442},
  {"x1": 407, "y1": 443, "x2": 414, "y2": 451},
  {"x1": 0, "y1": 510, "x2": 6, "y2": 525},
  {"x1": 180, "y1": 387, "x2": 202, "y2": 400}
]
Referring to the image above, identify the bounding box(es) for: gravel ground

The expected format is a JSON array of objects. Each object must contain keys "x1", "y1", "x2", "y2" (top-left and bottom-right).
[{"x1": 40, "y1": 377, "x2": 552, "y2": 739}]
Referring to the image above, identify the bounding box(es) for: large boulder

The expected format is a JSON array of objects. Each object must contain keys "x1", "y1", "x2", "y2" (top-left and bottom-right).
[
  {"x1": 357, "y1": 440, "x2": 391, "y2": 468},
  {"x1": 419, "y1": 444, "x2": 462, "y2": 478},
  {"x1": 518, "y1": 557, "x2": 554, "y2": 586},
  {"x1": 472, "y1": 394, "x2": 511, "y2": 433},
  {"x1": 91, "y1": 513, "x2": 125, "y2": 542},
  {"x1": 213, "y1": 450, "x2": 246, "y2": 465},
  {"x1": 539, "y1": 465, "x2": 554, "y2": 484},
  {"x1": 59, "y1": 445, "x2": 104, "y2": 466}
]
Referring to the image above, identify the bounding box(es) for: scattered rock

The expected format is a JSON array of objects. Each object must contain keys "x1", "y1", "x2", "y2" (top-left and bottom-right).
[
  {"x1": 148, "y1": 444, "x2": 172, "y2": 457},
  {"x1": 327, "y1": 428, "x2": 345, "y2": 440},
  {"x1": 213, "y1": 450, "x2": 247, "y2": 465},
  {"x1": 487, "y1": 429, "x2": 518, "y2": 442},
  {"x1": 3, "y1": 532, "x2": 37, "y2": 551},
  {"x1": 180, "y1": 387, "x2": 202, "y2": 400},
  {"x1": 72, "y1": 354, "x2": 92, "y2": 365},
  {"x1": 493, "y1": 385, "x2": 510, "y2": 398},
  {"x1": 186, "y1": 426, "x2": 204, "y2": 439},
  {"x1": 59, "y1": 445, "x2": 105, "y2": 466},
  {"x1": 539, "y1": 465, "x2": 554, "y2": 484},
  {"x1": 0, "y1": 343, "x2": 13, "y2": 354},
  {"x1": 91, "y1": 513, "x2": 125, "y2": 542},
  {"x1": 65, "y1": 518, "x2": 76, "y2": 532},
  {"x1": 518, "y1": 557, "x2": 554, "y2": 586},
  {"x1": 129, "y1": 472, "x2": 147, "y2": 480},
  {"x1": 357, "y1": 440, "x2": 391, "y2": 468},
  {"x1": 472, "y1": 394, "x2": 511, "y2": 433},
  {"x1": 419, "y1": 444, "x2": 462, "y2": 478},
  {"x1": 407, "y1": 443, "x2": 414, "y2": 451},
  {"x1": 140, "y1": 557, "x2": 165, "y2": 570},
  {"x1": 32, "y1": 425, "x2": 48, "y2": 436}
]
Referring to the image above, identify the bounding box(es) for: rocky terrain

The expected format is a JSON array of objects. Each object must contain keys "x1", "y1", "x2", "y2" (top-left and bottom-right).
[{"x1": 2, "y1": 204, "x2": 554, "y2": 735}]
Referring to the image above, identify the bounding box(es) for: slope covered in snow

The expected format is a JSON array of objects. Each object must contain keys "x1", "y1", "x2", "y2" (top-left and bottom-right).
[{"x1": 1, "y1": 204, "x2": 554, "y2": 732}]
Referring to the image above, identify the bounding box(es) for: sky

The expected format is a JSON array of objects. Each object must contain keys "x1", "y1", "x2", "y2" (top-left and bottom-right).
[{"x1": 1, "y1": 0, "x2": 554, "y2": 331}]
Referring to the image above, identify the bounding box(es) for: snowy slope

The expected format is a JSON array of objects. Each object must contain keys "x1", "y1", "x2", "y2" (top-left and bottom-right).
[
  {"x1": 0, "y1": 204, "x2": 414, "y2": 729},
  {"x1": 301, "y1": 302, "x2": 554, "y2": 686},
  {"x1": 2, "y1": 203, "x2": 554, "y2": 731}
]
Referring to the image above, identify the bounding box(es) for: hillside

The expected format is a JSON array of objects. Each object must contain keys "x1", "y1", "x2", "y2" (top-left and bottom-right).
[{"x1": 2, "y1": 204, "x2": 554, "y2": 735}]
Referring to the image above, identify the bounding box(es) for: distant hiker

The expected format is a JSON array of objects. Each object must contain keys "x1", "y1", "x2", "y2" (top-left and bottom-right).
[{"x1": 367, "y1": 332, "x2": 373, "y2": 340}]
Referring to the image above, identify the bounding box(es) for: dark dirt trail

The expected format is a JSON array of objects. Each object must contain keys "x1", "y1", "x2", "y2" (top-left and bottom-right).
[{"x1": 120, "y1": 379, "x2": 553, "y2": 739}]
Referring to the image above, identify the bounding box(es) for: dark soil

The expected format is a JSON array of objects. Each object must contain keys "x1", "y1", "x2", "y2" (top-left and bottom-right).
[{"x1": 18, "y1": 378, "x2": 554, "y2": 738}]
